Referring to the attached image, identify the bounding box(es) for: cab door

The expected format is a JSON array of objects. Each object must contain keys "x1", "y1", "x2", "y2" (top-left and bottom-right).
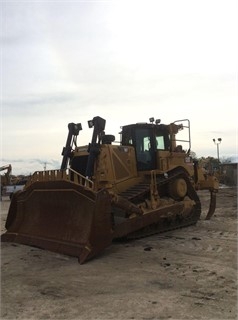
[{"x1": 134, "y1": 128, "x2": 156, "y2": 171}]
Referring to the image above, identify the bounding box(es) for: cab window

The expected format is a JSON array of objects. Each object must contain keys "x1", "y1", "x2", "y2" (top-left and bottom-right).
[{"x1": 156, "y1": 135, "x2": 165, "y2": 150}]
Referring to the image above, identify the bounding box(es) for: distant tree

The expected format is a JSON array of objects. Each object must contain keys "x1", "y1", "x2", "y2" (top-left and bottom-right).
[
  {"x1": 188, "y1": 150, "x2": 197, "y2": 159},
  {"x1": 197, "y1": 156, "x2": 219, "y2": 174},
  {"x1": 220, "y1": 156, "x2": 232, "y2": 164}
]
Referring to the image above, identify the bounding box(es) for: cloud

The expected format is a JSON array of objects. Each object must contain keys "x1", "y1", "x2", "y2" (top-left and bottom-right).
[
  {"x1": 3, "y1": 93, "x2": 76, "y2": 117},
  {"x1": 1, "y1": 1, "x2": 237, "y2": 175}
]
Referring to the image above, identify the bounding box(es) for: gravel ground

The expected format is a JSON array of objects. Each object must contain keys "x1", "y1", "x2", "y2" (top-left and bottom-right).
[{"x1": 1, "y1": 186, "x2": 237, "y2": 320}]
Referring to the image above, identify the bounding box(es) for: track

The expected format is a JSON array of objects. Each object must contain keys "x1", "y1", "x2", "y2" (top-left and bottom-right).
[{"x1": 117, "y1": 168, "x2": 202, "y2": 240}]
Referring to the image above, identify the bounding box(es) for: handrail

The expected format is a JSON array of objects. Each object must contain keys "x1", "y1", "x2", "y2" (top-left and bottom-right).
[
  {"x1": 68, "y1": 168, "x2": 94, "y2": 189},
  {"x1": 173, "y1": 119, "x2": 191, "y2": 151},
  {"x1": 25, "y1": 168, "x2": 94, "y2": 190}
]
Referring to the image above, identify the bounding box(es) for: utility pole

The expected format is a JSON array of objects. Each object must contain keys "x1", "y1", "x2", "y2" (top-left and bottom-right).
[{"x1": 213, "y1": 138, "x2": 222, "y2": 163}]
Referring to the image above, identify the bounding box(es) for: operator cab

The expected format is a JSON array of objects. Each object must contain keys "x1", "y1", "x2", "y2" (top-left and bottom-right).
[{"x1": 121, "y1": 122, "x2": 170, "y2": 171}]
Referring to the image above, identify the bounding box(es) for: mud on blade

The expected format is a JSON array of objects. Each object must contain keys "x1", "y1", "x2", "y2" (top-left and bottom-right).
[{"x1": 1, "y1": 181, "x2": 113, "y2": 264}]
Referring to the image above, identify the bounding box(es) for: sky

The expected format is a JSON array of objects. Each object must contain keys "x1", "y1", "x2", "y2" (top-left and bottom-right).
[{"x1": 1, "y1": 0, "x2": 238, "y2": 176}]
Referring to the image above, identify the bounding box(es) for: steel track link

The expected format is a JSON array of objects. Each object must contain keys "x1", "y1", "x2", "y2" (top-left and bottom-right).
[{"x1": 120, "y1": 167, "x2": 201, "y2": 240}]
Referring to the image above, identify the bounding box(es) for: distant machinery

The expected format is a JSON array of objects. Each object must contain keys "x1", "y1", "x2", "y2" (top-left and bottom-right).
[{"x1": 0, "y1": 164, "x2": 12, "y2": 187}]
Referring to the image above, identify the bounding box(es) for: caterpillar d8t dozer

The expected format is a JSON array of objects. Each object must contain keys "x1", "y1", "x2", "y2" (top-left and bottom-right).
[{"x1": 1, "y1": 116, "x2": 219, "y2": 263}]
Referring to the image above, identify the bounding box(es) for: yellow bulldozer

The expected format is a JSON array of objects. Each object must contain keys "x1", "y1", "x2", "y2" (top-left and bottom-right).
[{"x1": 1, "y1": 116, "x2": 219, "y2": 263}]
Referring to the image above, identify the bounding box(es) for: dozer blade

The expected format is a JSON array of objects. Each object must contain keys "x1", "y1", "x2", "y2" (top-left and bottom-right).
[
  {"x1": 1, "y1": 181, "x2": 113, "y2": 264},
  {"x1": 205, "y1": 190, "x2": 217, "y2": 220}
]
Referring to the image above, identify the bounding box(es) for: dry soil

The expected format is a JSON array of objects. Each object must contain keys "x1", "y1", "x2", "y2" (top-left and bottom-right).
[{"x1": 1, "y1": 186, "x2": 237, "y2": 320}]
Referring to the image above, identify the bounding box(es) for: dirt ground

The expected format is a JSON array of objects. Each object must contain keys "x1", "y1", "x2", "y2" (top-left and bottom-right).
[{"x1": 0, "y1": 186, "x2": 237, "y2": 320}]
